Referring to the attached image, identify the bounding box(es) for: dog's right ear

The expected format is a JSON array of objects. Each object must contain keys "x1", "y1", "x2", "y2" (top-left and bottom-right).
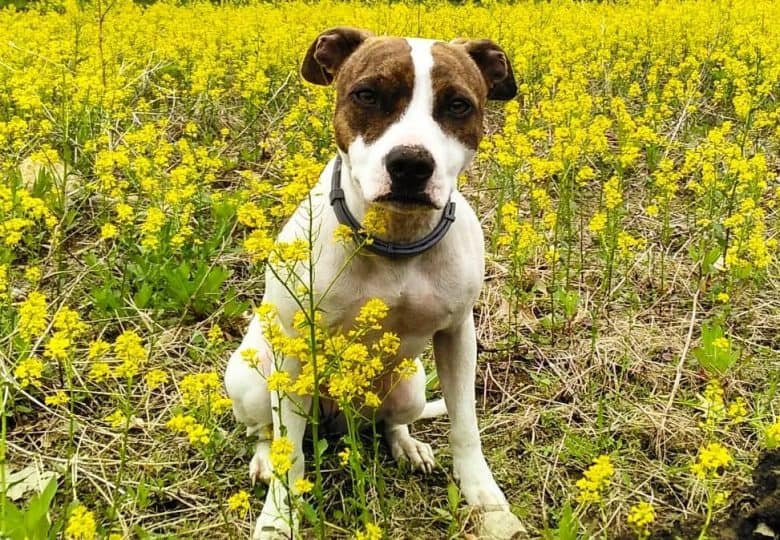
[{"x1": 301, "y1": 27, "x2": 372, "y2": 85}]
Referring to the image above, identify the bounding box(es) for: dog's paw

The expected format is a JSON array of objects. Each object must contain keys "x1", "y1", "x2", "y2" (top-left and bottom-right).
[
  {"x1": 249, "y1": 442, "x2": 273, "y2": 485},
  {"x1": 460, "y1": 479, "x2": 508, "y2": 510},
  {"x1": 253, "y1": 511, "x2": 294, "y2": 540},
  {"x1": 390, "y1": 436, "x2": 436, "y2": 473},
  {"x1": 476, "y1": 510, "x2": 528, "y2": 540}
]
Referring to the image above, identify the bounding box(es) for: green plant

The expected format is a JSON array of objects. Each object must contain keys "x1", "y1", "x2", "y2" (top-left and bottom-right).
[{"x1": 1, "y1": 478, "x2": 59, "y2": 540}]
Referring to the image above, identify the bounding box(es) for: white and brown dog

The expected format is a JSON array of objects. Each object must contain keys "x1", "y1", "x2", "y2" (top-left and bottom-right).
[{"x1": 225, "y1": 27, "x2": 523, "y2": 539}]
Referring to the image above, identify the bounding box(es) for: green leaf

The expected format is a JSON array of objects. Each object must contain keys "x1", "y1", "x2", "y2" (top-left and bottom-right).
[
  {"x1": 314, "y1": 438, "x2": 328, "y2": 459},
  {"x1": 701, "y1": 246, "x2": 722, "y2": 276},
  {"x1": 24, "y1": 477, "x2": 57, "y2": 536},
  {"x1": 223, "y1": 296, "x2": 250, "y2": 317},
  {"x1": 556, "y1": 502, "x2": 579, "y2": 540},
  {"x1": 200, "y1": 266, "x2": 229, "y2": 295},
  {"x1": 0, "y1": 497, "x2": 26, "y2": 540},
  {"x1": 447, "y1": 481, "x2": 460, "y2": 513},
  {"x1": 299, "y1": 500, "x2": 317, "y2": 526},
  {"x1": 692, "y1": 323, "x2": 739, "y2": 375},
  {"x1": 133, "y1": 283, "x2": 153, "y2": 309}
]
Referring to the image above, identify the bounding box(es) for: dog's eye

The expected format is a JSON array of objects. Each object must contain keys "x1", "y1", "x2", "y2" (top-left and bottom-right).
[
  {"x1": 447, "y1": 98, "x2": 472, "y2": 118},
  {"x1": 352, "y1": 89, "x2": 378, "y2": 107}
]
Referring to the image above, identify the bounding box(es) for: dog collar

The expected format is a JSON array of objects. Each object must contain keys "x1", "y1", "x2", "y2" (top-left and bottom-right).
[{"x1": 329, "y1": 155, "x2": 456, "y2": 258}]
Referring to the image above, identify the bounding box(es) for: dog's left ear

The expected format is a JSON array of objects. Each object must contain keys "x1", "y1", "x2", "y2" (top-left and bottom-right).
[
  {"x1": 301, "y1": 27, "x2": 373, "y2": 85},
  {"x1": 452, "y1": 39, "x2": 517, "y2": 101}
]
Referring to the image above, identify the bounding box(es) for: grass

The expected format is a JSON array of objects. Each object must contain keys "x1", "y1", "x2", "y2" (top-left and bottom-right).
[{"x1": 1, "y1": 0, "x2": 779, "y2": 538}]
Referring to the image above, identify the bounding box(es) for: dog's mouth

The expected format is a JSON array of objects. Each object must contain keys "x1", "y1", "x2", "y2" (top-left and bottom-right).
[{"x1": 375, "y1": 190, "x2": 438, "y2": 209}]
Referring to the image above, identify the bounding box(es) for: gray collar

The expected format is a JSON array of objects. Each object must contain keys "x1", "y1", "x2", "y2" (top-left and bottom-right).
[{"x1": 329, "y1": 155, "x2": 456, "y2": 258}]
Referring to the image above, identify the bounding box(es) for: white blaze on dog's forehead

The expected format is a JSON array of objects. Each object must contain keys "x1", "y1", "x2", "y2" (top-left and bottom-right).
[{"x1": 405, "y1": 38, "x2": 436, "y2": 118}]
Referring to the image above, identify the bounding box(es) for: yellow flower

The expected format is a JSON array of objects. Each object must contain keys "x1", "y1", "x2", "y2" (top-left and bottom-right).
[
  {"x1": 294, "y1": 478, "x2": 314, "y2": 494},
  {"x1": 716, "y1": 292, "x2": 730, "y2": 303},
  {"x1": 114, "y1": 330, "x2": 146, "y2": 378},
  {"x1": 544, "y1": 246, "x2": 559, "y2": 264},
  {"x1": 244, "y1": 228, "x2": 274, "y2": 262},
  {"x1": 627, "y1": 501, "x2": 655, "y2": 532},
  {"x1": 44, "y1": 331, "x2": 72, "y2": 362},
  {"x1": 617, "y1": 231, "x2": 647, "y2": 259},
  {"x1": 88, "y1": 362, "x2": 111, "y2": 383},
  {"x1": 355, "y1": 298, "x2": 389, "y2": 330},
  {"x1": 227, "y1": 490, "x2": 251, "y2": 515},
  {"x1": 713, "y1": 491, "x2": 730, "y2": 506},
  {"x1": 361, "y1": 205, "x2": 388, "y2": 237},
  {"x1": 364, "y1": 391, "x2": 381, "y2": 408},
  {"x1": 17, "y1": 290, "x2": 48, "y2": 340},
  {"x1": 588, "y1": 212, "x2": 607, "y2": 234},
  {"x1": 764, "y1": 421, "x2": 780, "y2": 449},
  {"x1": 727, "y1": 397, "x2": 748, "y2": 423},
  {"x1": 104, "y1": 410, "x2": 127, "y2": 429},
  {"x1": 0, "y1": 264, "x2": 8, "y2": 299},
  {"x1": 53, "y1": 306, "x2": 87, "y2": 339},
  {"x1": 575, "y1": 455, "x2": 615, "y2": 504},
  {"x1": 576, "y1": 166, "x2": 596, "y2": 184},
  {"x1": 691, "y1": 442, "x2": 732, "y2": 480},
  {"x1": 270, "y1": 436, "x2": 294, "y2": 475},
  {"x1": 88, "y1": 339, "x2": 111, "y2": 359},
  {"x1": 393, "y1": 358, "x2": 417, "y2": 380},
  {"x1": 701, "y1": 379, "x2": 725, "y2": 425},
  {"x1": 211, "y1": 396, "x2": 233, "y2": 415},
  {"x1": 65, "y1": 504, "x2": 97, "y2": 540},
  {"x1": 24, "y1": 266, "x2": 41, "y2": 283},
  {"x1": 354, "y1": 522, "x2": 382, "y2": 540},
  {"x1": 115, "y1": 203, "x2": 133, "y2": 223},
  {"x1": 240, "y1": 347, "x2": 261, "y2": 369},
  {"x1": 14, "y1": 356, "x2": 44, "y2": 388},
  {"x1": 100, "y1": 223, "x2": 118, "y2": 239},
  {"x1": 167, "y1": 414, "x2": 196, "y2": 432},
  {"x1": 207, "y1": 324, "x2": 224, "y2": 344},
  {"x1": 144, "y1": 369, "x2": 169, "y2": 390},
  {"x1": 338, "y1": 447, "x2": 351, "y2": 467},
  {"x1": 603, "y1": 176, "x2": 623, "y2": 210},
  {"x1": 140, "y1": 207, "x2": 166, "y2": 250},
  {"x1": 712, "y1": 337, "x2": 730, "y2": 349},
  {"x1": 271, "y1": 239, "x2": 309, "y2": 265},
  {"x1": 333, "y1": 223, "x2": 354, "y2": 245},
  {"x1": 179, "y1": 372, "x2": 225, "y2": 409},
  {"x1": 186, "y1": 422, "x2": 210, "y2": 446},
  {"x1": 267, "y1": 371, "x2": 292, "y2": 392},
  {"x1": 373, "y1": 332, "x2": 400, "y2": 356},
  {"x1": 45, "y1": 390, "x2": 69, "y2": 406}
]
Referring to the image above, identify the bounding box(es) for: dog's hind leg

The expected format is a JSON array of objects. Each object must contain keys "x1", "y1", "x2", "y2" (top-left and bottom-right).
[
  {"x1": 380, "y1": 358, "x2": 436, "y2": 473},
  {"x1": 225, "y1": 316, "x2": 274, "y2": 484}
]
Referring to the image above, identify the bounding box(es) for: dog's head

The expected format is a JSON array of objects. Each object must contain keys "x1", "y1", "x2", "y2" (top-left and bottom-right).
[{"x1": 302, "y1": 28, "x2": 516, "y2": 211}]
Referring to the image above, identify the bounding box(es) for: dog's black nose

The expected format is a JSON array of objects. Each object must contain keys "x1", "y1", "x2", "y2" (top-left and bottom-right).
[{"x1": 385, "y1": 145, "x2": 435, "y2": 185}]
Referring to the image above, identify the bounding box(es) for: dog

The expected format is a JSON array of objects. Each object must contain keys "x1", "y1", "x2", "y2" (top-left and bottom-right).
[{"x1": 225, "y1": 27, "x2": 522, "y2": 539}]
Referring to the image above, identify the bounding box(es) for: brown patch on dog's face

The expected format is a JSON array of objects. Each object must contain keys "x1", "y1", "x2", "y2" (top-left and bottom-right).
[
  {"x1": 332, "y1": 38, "x2": 414, "y2": 152},
  {"x1": 431, "y1": 42, "x2": 488, "y2": 150}
]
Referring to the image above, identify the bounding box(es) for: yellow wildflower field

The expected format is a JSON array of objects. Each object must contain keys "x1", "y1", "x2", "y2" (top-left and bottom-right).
[{"x1": 1, "y1": 0, "x2": 779, "y2": 538}]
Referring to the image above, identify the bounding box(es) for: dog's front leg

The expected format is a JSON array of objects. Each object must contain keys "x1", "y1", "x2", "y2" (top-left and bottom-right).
[
  {"x1": 254, "y1": 355, "x2": 311, "y2": 540},
  {"x1": 433, "y1": 313, "x2": 508, "y2": 511}
]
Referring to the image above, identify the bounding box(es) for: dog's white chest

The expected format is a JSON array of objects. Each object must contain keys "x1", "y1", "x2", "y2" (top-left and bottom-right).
[{"x1": 321, "y1": 259, "x2": 469, "y2": 342}]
